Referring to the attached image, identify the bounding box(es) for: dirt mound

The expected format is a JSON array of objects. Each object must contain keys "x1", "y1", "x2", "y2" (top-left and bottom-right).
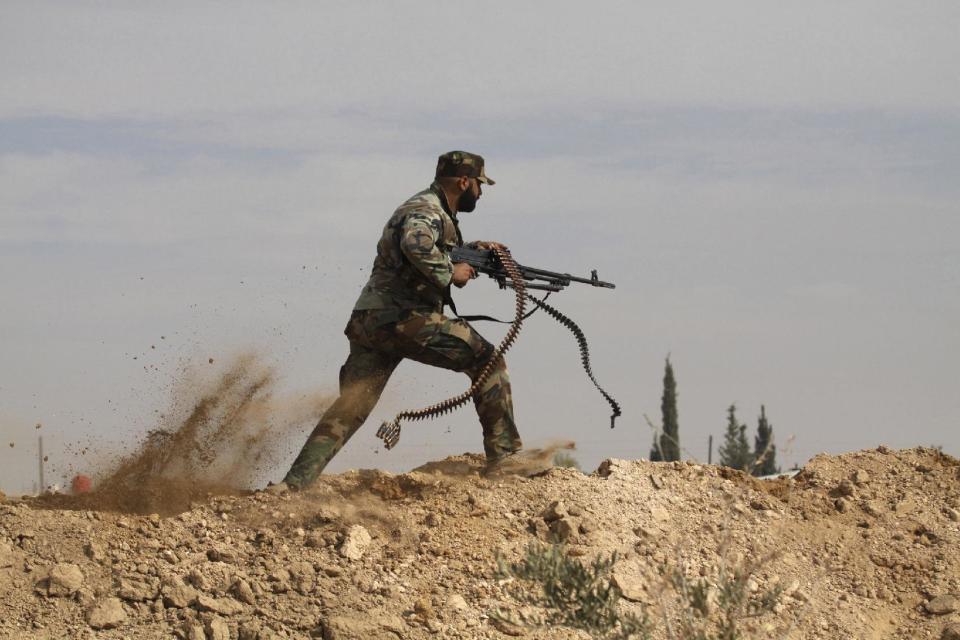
[{"x1": 2, "y1": 446, "x2": 959, "y2": 639}]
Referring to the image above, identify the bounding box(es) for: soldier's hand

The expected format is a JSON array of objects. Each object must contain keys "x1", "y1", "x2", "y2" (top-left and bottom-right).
[
  {"x1": 474, "y1": 241, "x2": 508, "y2": 251},
  {"x1": 452, "y1": 262, "x2": 476, "y2": 288}
]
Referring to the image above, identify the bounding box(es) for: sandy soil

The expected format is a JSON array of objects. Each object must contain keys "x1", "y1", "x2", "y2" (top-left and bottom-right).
[{"x1": 1, "y1": 445, "x2": 959, "y2": 639}]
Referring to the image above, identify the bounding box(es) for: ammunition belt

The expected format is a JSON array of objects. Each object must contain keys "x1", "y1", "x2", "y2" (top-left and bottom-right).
[{"x1": 521, "y1": 293, "x2": 621, "y2": 429}]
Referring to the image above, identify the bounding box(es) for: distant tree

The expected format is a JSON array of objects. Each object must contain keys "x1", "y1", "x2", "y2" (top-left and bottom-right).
[
  {"x1": 752, "y1": 405, "x2": 779, "y2": 476},
  {"x1": 719, "y1": 404, "x2": 751, "y2": 470},
  {"x1": 658, "y1": 357, "x2": 680, "y2": 461},
  {"x1": 647, "y1": 357, "x2": 679, "y2": 462}
]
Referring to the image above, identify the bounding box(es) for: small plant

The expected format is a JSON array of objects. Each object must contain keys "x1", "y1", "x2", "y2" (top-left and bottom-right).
[
  {"x1": 660, "y1": 555, "x2": 784, "y2": 640},
  {"x1": 493, "y1": 542, "x2": 651, "y2": 639},
  {"x1": 492, "y1": 542, "x2": 786, "y2": 639}
]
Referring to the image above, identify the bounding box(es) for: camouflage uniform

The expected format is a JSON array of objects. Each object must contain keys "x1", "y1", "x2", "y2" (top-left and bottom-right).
[{"x1": 284, "y1": 152, "x2": 521, "y2": 489}]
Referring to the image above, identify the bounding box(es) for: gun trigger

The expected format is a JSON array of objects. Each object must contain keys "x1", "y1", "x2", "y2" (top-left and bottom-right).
[{"x1": 591, "y1": 270, "x2": 598, "y2": 283}]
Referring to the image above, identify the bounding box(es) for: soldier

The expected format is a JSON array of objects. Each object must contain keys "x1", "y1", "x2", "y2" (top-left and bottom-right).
[{"x1": 283, "y1": 151, "x2": 522, "y2": 489}]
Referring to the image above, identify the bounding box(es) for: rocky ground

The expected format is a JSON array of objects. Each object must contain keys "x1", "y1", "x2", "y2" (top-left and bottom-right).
[{"x1": 1, "y1": 446, "x2": 959, "y2": 640}]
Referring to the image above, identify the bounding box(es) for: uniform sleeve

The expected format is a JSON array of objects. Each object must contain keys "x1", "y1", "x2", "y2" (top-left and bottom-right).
[{"x1": 400, "y1": 210, "x2": 454, "y2": 289}]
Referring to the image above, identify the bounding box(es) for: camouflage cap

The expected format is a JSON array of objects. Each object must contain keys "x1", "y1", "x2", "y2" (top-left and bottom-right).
[{"x1": 435, "y1": 150, "x2": 495, "y2": 185}]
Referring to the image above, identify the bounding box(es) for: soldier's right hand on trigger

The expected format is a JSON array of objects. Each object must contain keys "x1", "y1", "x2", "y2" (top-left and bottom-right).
[{"x1": 452, "y1": 262, "x2": 476, "y2": 288}]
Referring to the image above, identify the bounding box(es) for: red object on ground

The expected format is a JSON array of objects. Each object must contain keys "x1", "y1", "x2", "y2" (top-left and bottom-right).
[{"x1": 71, "y1": 474, "x2": 92, "y2": 494}]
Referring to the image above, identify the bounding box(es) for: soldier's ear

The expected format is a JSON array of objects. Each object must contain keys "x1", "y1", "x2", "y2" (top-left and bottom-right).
[{"x1": 457, "y1": 176, "x2": 471, "y2": 192}]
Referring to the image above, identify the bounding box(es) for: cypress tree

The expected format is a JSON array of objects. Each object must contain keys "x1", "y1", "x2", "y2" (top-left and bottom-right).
[
  {"x1": 719, "y1": 404, "x2": 751, "y2": 470},
  {"x1": 752, "y1": 405, "x2": 779, "y2": 476},
  {"x1": 659, "y1": 357, "x2": 680, "y2": 461}
]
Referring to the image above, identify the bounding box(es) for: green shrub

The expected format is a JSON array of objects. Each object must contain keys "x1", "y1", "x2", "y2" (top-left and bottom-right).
[
  {"x1": 493, "y1": 542, "x2": 785, "y2": 639},
  {"x1": 494, "y1": 542, "x2": 650, "y2": 639}
]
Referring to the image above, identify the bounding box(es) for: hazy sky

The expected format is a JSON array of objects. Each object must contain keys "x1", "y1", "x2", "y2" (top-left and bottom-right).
[{"x1": 2, "y1": 2, "x2": 958, "y2": 494}]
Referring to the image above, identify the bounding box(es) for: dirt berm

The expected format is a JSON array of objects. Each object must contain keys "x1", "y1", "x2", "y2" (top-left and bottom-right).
[{"x1": 1, "y1": 446, "x2": 959, "y2": 639}]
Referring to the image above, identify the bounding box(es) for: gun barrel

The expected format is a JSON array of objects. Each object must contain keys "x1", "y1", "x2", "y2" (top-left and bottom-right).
[{"x1": 519, "y1": 265, "x2": 616, "y2": 289}]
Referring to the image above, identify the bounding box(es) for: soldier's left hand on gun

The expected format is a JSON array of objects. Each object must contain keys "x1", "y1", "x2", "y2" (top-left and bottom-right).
[{"x1": 452, "y1": 262, "x2": 477, "y2": 288}]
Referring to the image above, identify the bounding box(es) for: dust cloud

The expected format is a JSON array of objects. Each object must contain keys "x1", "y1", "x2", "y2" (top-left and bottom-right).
[{"x1": 43, "y1": 353, "x2": 331, "y2": 515}]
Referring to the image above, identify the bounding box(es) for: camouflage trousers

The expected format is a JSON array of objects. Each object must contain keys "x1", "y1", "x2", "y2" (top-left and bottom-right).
[{"x1": 284, "y1": 309, "x2": 521, "y2": 489}]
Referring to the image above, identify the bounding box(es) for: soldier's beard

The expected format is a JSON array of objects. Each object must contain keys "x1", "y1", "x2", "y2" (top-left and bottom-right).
[{"x1": 458, "y1": 188, "x2": 478, "y2": 212}]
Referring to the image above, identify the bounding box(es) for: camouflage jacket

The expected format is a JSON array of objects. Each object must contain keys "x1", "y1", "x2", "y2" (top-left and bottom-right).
[{"x1": 353, "y1": 182, "x2": 471, "y2": 314}]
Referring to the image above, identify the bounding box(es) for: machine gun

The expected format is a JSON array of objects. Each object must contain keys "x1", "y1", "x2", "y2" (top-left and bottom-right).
[
  {"x1": 449, "y1": 246, "x2": 616, "y2": 293},
  {"x1": 376, "y1": 246, "x2": 621, "y2": 452}
]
